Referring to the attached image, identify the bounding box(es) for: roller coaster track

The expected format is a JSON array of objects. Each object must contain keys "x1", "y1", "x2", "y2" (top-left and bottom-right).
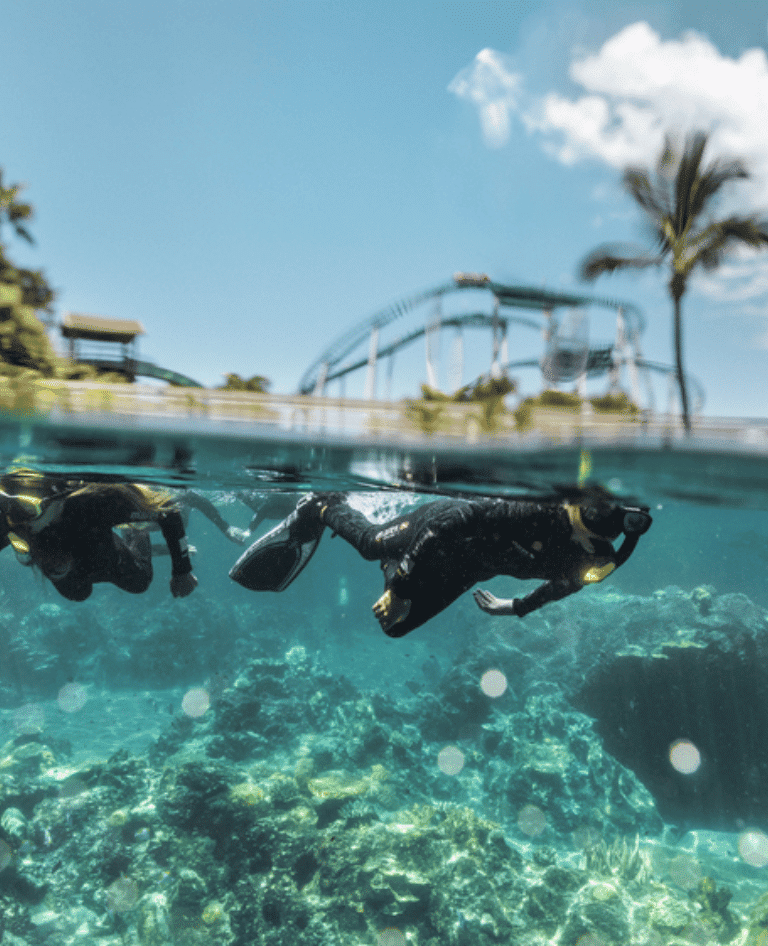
[
  {"x1": 129, "y1": 360, "x2": 202, "y2": 388},
  {"x1": 75, "y1": 356, "x2": 203, "y2": 388},
  {"x1": 298, "y1": 275, "x2": 645, "y2": 395}
]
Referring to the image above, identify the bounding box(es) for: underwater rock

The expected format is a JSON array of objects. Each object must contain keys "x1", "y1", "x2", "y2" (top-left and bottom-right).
[
  {"x1": 558, "y1": 879, "x2": 631, "y2": 946},
  {"x1": 570, "y1": 587, "x2": 768, "y2": 828},
  {"x1": 746, "y1": 891, "x2": 768, "y2": 945},
  {"x1": 466, "y1": 691, "x2": 663, "y2": 841},
  {"x1": 161, "y1": 651, "x2": 361, "y2": 766},
  {"x1": 0, "y1": 603, "x2": 104, "y2": 703},
  {"x1": 469, "y1": 583, "x2": 768, "y2": 831}
]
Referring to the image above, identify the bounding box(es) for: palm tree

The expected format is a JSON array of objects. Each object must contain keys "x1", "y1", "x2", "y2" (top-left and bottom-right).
[
  {"x1": 0, "y1": 170, "x2": 34, "y2": 245},
  {"x1": 579, "y1": 131, "x2": 768, "y2": 433},
  {"x1": 0, "y1": 169, "x2": 54, "y2": 311}
]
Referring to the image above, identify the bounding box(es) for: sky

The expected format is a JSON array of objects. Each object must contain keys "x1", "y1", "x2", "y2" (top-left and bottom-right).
[{"x1": 2, "y1": 0, "x2": 768, "y2": 417}]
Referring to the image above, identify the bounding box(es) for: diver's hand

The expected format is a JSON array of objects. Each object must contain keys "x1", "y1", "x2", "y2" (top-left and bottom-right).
[
  {"x1": 473, "y1": 588, "x2": 520, "y2": 616},
  {"x1": 171, "y1": 572, "x2": 198, "y2": 598},
  {"x1": 373, "y1": 589, "x2": 411, "y2": 633},
  {"x1": 225, "y1": 526, "x2": 248, "y2": 544}
]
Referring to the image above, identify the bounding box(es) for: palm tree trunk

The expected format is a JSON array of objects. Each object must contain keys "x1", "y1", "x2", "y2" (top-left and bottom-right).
[{"x1": 672, "y1": 292, "x2": 691, "y2": 433}]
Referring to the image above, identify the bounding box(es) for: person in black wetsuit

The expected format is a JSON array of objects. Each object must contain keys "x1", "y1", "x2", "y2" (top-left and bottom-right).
[
  {"x1": 0, "y1": 471, "x2": 197, "y2": 601},
  {"x1": 284, "y1": 489, "x2": 652, "y2": 636}
]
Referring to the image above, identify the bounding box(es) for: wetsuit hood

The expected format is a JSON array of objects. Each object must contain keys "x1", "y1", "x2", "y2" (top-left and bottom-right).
[{"x1": 579, "y1": 502, "x2": 628, "y2": 540}]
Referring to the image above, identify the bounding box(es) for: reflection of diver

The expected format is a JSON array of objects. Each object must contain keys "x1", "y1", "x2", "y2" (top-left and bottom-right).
[
  {"x1": 0, "y1": 471, "x2": 197, "y2": 601},
  {"x1": 230, "y1": 490, "x2": 652, "y2": 636}
]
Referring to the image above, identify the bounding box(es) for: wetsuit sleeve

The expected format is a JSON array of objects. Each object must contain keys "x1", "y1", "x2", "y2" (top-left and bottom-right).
[
  {"x1": 183, "y1": 491, "x2": 232, "y2": 536},
  {"x1": 157, "y1": 510, "x2": 193, "y2": 577},
  {"x1": 514, "y1": 531, "x2": 638, "y2": 616},
  {"x1": 514, "y1": 577, "x2": 584, "y2": 617}
]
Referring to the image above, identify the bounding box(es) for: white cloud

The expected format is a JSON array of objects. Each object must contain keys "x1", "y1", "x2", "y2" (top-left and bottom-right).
[
  {"x1": 450, "y1": 23, "x2": 768, "y2": 181},
  {"x1": 449, "y1": 23, "x2": 768, "y2": 313},
  {"x1": 447, "y1": 48, "x2": 522, "y2": 148},
  {"x1": 537, "y1": 22, "x2": 768, "y2": 180}
]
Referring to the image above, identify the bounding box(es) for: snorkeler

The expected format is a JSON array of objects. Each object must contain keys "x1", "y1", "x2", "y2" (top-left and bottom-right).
[
  {"x1": 229, "y1": 489, "x2": 652, "y2": 636},
  {"x1": 0, "y1": 470, "x2": 197, "y2": 602},
  {"x1": 146, "y1": 489, "x2": 250, "y2": 559}
]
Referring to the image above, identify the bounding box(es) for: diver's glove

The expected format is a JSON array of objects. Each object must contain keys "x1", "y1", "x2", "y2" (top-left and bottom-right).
[
  {"x1": 473, "y1": 588, "x2": 521, "y2": 616},
  {"x1": 171, "y1": 572, "x2": 198, "y2": 598}
]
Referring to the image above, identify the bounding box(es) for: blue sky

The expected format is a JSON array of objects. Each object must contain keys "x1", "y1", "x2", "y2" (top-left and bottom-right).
[{"x1": 2, "y1": 1, "x2": 768, "y2": 416}]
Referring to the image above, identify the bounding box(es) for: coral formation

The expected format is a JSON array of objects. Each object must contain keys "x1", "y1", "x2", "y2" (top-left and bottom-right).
[{"x1": 0, "y1": 582, "x2": 765, "y2": 943}]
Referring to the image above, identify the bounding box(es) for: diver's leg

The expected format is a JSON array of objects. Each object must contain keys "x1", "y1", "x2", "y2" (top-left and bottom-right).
[
  {"x1": 242, "y1": 491, "x2": 299, "y2": 532},
  {"x1": 322, "y1": 498, "x2": 451, "y2": 563},
  {"x1": 321, "y1": 500, "x2": 417, "y2": 561}
]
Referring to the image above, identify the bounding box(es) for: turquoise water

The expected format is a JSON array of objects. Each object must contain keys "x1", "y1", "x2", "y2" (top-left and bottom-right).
[{"x1": 1, "y1": 416, "x2": 768, "y2": 945}]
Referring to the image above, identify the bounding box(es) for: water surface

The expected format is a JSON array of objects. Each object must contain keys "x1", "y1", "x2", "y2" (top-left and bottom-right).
[{"x1": 0, "y1": 414, "x2": 767, "y2": 946}]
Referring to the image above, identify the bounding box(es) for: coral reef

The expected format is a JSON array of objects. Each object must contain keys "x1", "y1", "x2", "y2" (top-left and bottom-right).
[{"x1": 0, "y1": 584, "x2": 766, "y2": 943}]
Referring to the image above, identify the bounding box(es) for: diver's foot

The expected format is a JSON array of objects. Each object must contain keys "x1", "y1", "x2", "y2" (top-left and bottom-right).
[
  {"x1": 372, "y1": 589, "x2": 411, "y2": 634},
  {"x1": 288, "y1": 492, "x2": 345, "y2": 540}
]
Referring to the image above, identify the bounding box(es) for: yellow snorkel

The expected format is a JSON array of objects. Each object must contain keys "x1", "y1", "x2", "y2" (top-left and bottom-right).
[{"x1": 564, "y1": 503, "x2": 601, "y2": 553}]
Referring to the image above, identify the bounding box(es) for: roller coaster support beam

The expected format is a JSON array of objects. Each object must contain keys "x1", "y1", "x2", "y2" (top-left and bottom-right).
[{"x1": 364, "y1": 326, "x2": 379, "y2": 400}]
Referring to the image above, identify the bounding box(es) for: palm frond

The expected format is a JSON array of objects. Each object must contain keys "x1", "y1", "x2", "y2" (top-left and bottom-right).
[
  {"x1": 11, "y1": 224, "x2": 34, "y2": 244},
  {"x1": 622, "y1": 168, "x2": 671, "y2": 222},
  {"x1": 674, "y1": 131, "x2": 708, "y2": 236},
  {"x1": 579, "y1": 243, "x2": 662, "y2": 281},
  {"x1": 688, "y1": 159, "x2": 748, "y2": 223},
  {"x1": 691, "y1": 215, "x2": 768, "y2": 271},
  {"x1": 656, "y1": 134, "x2": 676, "y2": 179},
  {"x1": 637, "y1": 217, "x2": 672, "y2": 253}
]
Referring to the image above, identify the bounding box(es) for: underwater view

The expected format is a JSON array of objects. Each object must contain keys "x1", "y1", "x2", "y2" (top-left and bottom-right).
[{"x1": 0, "y1": 418, "x2": 766, "y2": 946}]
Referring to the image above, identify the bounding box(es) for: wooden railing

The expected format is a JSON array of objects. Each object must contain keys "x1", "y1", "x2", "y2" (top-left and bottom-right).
[{"x1": 0, "y1": 378, "x2": 766, "y2": 451}]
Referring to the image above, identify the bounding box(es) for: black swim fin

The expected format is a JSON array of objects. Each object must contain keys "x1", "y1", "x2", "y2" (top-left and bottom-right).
[{"x1": 229, "y1": 498, "x2": 325, "y2": 592}]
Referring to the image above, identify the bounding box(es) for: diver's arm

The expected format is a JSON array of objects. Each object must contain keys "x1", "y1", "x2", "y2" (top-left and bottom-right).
[
  {"x1": 183, "y1": 491, "x2": 245, "y2": 543},
  {"x1": 157, "y1": 509, "x2": 193, "y2": 574},
  {"x1": 472, "y1": 588, "x2": 519, "y2": 615},
  {"x1": 474, "y1": 577, "x2": 583, "y2": 618}
]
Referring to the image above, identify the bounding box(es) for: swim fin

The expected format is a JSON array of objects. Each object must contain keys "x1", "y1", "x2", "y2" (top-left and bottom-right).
[{"x1": 229, "y1": 499, "x2": 325, "y2": 592}]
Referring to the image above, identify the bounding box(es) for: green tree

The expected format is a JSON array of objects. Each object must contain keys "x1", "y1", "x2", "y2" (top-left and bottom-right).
[
  {"x1": 0, "y1": 169, "x2": 60, "y2": 377},
  {"x1": 579, "y1": 131, "x2": 768, "y2": 433},
  {"x1": 218, "y1": 373, "x2": 271, "y2": 393},
  {"x1": 0, "y1": 170, "x2": 54, "y2": 310}
]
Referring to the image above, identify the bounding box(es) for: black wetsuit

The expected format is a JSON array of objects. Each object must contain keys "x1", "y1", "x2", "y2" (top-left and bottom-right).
[
  {"x1": 0, "y1": 486, "x2": 192, "y2": 602},
  {"x1": 322, "y1": 496, "x2": 644, "y2": 636}
]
